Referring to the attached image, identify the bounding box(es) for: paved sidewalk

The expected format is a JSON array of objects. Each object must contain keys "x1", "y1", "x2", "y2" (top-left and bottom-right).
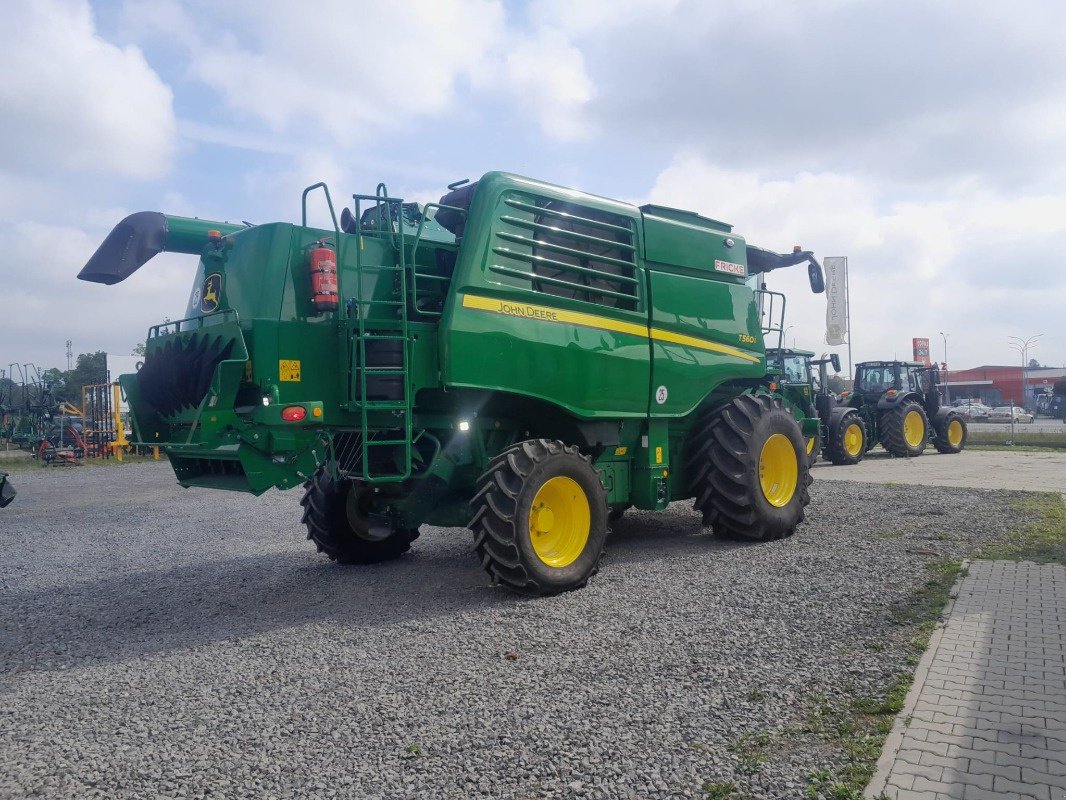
[{"x1": 867, "y1": 560, "x2": 1066, "y2": 800}]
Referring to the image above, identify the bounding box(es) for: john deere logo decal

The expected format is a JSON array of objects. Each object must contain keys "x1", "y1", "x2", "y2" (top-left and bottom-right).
[{"x1": 201, "y1": 273, "x2": 222, "y2": 313}]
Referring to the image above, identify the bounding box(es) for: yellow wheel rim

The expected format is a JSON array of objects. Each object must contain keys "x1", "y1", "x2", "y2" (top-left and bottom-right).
[
  {"x1": 947, "y1": 419, "x2": 964, "y2": 447},
  {"x1": 843, "y1": 422, "x2": 864, "y2": 457},
  {"x1": 758, "y1": 433, "x2": 799, "y2": 508},
  {"x1": 528, "y1": 476, "x2": 590, "y2": 568},
  {"x1": 806, "y1": 436, "x2": 816, "y2": 455},
  {"x1": 904, "y1": 410, "x2": 925, "y2": 447}
]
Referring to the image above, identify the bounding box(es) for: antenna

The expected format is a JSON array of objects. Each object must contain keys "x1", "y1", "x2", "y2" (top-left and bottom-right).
[{"x1": 66, "y1": 339, "x2": 73, "y2": 371}]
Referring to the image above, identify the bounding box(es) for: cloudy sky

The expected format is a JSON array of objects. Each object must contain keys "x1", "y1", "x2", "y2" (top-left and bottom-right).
[{"x1": 2, "y1": 0, "x2": 1064, "y2": 380}]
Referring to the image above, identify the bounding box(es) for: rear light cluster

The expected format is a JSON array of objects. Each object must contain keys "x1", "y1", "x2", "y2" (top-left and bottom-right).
[{"x1": 281, "y1": 406, "x2": 306, "y2": 422}]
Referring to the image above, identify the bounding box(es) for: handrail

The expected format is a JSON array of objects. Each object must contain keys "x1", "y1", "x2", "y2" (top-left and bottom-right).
[
  {"x1": 148, "y1": 309, "x2": 240, "y2": 338},
  {"x1": 301, "y1": 182, "x2": 340, "y2": 232}
]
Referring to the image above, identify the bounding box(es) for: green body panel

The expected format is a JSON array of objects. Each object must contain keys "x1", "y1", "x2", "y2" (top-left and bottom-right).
[{"x1": 100, "y1": 171, "x2": 819, "y2": 529}]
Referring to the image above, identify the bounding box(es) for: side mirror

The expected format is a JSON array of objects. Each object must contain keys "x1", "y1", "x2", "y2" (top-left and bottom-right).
[
  {"x1": 808, "y1": 260, "x2": 825, "y2": 294},
  {"x1": 830, "y1": 353, "x2": 841, "y2": 373}
]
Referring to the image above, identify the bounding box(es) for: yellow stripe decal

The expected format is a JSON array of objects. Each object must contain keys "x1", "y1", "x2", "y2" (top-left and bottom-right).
[
  {"x1": 460, "y1": 294, "x2": 761, "y2": 363},
  {"x1": 649, "y1": 328, "x2": 760, "y2": 362}
]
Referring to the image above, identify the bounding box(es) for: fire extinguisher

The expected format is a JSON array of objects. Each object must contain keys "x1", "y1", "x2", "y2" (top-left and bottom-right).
[{"x1": 307, "y1": 239, "x2": 338, "y2": 313}]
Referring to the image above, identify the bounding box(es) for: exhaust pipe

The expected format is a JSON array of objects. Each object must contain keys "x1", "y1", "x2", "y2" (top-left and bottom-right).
[{"x1": 78, "y1": 212, "x2": 245, "y2": 285}]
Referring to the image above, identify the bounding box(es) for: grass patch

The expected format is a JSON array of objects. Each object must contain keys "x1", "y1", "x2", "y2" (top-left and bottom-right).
[
  {"x1": 728, "y1": 730, "x2": 773, "y2": 775},
  {"x1": 702, "y1": 780, "x2": 748, "y2": 799},
  {"x1": 977, "y1": 493, "x2": 1066, "y2": 564}
]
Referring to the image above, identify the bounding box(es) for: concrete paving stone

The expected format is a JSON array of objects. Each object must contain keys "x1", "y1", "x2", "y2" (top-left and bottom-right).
[
  {"x1": 1021, "y1": 766, "x2": 1066, "y2": 791},
  {"x1": 940, "y1": 767, "x2": 994, "y2": 791},
  {"x1": 959, "y1": 785, "x2": 1006, "y2": 800},
  {"x1": 909, "y1": 775, "x2": 953, "y2": 795},
  {"x1": 910, "y1": 739, "x2": 952, "y2": 758},
  {"x1": 895, "y1": 761, "x2": 944, "y2": 782},
  {"x1": 963, "y1": 758, "x2": 1022, "y2": 782},
  {"x1": 993, "y1": 774, "x2": 1052, "y2": 800},
  {"x1": 993, "y1": 750, "x2": 1048, "y2": 773},
  {"x1": 886, "y1": 773, "x2": 915, "y2": 791},
  {"x1": 916, "y1": 751, "x2": 969, "y2": 772}
]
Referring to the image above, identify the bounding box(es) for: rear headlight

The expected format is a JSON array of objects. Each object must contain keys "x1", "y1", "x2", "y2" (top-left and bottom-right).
[{"x1": 281, "y1": 406, "x2": 306, "y2": 422}]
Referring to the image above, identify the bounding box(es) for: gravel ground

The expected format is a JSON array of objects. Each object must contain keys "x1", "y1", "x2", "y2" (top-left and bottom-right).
[{"x1": 0, "y1": 461, "x2": 1034, "y2": 799}]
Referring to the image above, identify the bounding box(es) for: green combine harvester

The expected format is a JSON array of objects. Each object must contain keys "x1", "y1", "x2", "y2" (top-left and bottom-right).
[{"x1": 80, "y1": 172, "x2": 825, "y2": 595}]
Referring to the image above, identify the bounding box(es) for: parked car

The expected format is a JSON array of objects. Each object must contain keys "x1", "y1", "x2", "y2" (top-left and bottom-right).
[
  {"x1": 988, "y1": 406, "x2": 1034, "y2": 424},
  {"x1": 958, "y1": 403, "x2": 992, "y2": 420}
]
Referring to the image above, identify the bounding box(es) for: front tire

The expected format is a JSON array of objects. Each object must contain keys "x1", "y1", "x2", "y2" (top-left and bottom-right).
[
  {"x1": 881, "y1": 401, "x2": 929, "y2": 457},
  {"x1": 300, "y1": 468, "x2": 419, "y2": 563},
  {"x1": 689, "y1": 394, "x2": 812, "y2": 541},
  {"x1": 826, "y1": 412, "x2": 867, "y2": 466},
  {"x1": 469, "y1": 439, "x2": 608, "y2": 596},
  {"x1": 933, "y1": 412, "x2": 967, "y2": 454}
]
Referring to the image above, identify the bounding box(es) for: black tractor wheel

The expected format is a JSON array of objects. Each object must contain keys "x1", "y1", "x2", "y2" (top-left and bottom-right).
[
  {"x1": 469, "y1": 439, "x2": 608, "y2": 596},
  {"x1": 933, "y1": 412, "x2": 968, "y2": 454},
  {"x1": 881, "y1": 401, "x2": 929, "y2": 457},
  {"x1": 300, "y1": 467, "x2": 419, "y2": 563},
  {"x1": 804, "y1": 429, "x2": 822, "y2": 466},
  {"x1": 689, "y1": 394, "x2": 812, "y2": 542},
  {"x1": 826, "y1": 412, "x2": 867, "y2": 466}
]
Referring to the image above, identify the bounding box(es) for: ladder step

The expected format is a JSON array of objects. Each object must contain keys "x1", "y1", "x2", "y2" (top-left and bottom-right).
[
  {"x1": 366, "y1": 439, "x2": 408, "y2": 447},
  {"x1": 361, "y1": 368, "x2": 405, "y2": 375}
]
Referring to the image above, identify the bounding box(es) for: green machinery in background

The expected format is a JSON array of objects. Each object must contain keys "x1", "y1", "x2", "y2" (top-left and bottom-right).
[
  {"x1": 768, "y1": 352, "x2": 968, "y2": 466},
  {"x1": 838, "y1": 361, "x2": 967, "y2": 460},
  {"x1": 766, "y1": 348, "x2": 868, "y2": 466},
  {"x1": 80, "y1": 171, "x2": 825, "y2": 595}
]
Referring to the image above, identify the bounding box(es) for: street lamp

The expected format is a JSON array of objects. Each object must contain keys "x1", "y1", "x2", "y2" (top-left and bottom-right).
[
  {"x1": 939, "y1": 331, "x2": 950, "y2": 403},
  {"x1": 1007, "y1": 334, "x2": 1043, "y2": 410},
  {"x1": 783, "y1": 325, "x2": 795, "y2": 349}
]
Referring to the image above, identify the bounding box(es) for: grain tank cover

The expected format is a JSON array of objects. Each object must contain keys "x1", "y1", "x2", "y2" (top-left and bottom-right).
[{"x1": 640, "y1": 204, "x2": 738, "y2": 274}]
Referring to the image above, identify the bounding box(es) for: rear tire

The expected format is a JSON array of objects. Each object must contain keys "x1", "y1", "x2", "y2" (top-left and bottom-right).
[
  {"x1": 300, "y1": 467, "x2": 419, "y2": 563},
  {"x1": 881, "y1": 401, "x2": 929, "y2": 457},
  {"x1": 934, "y1": 412, "x2": 968, "y2": 454},
  {"x1": 826, "y1": 412, "x2": 867, "y2": 466},
  {"x1": 689, "y1": 394, "x2": 812, "y2": 542},
  {"x1": 469, "y1": 439, "x2": 607, "y2": 596}
]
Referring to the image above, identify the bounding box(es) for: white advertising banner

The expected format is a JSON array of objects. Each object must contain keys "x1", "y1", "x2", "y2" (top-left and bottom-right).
[{"x1": 824, "y1": 256, "x2": 848, "y2": 346}]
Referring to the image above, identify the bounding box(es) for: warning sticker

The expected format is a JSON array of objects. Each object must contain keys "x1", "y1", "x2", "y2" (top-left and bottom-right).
[
  {"x1": 714, "y1": 260, "x2": 746, "y2": 276},
  {"x1": 279, "y1": 360, "x2": 302, "y2": 382}
]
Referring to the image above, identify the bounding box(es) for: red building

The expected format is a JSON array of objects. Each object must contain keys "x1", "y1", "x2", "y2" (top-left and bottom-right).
[{"x1": 945, "y1": 365, "x2": 1066, "y2": 408}]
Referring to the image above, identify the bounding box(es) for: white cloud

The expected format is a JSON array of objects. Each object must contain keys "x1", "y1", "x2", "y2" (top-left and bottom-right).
[
  {"x1": 0, "y1": 0, "x2": 175, "y2": 180},
  {"x1": 123, "y1": 0, "x2": 506, "y2": 143},
  {"x1": 497, "y1": 28, "x2": 596, "y2": 142},
  {"x1": 0, "y1": 219, "x2": 194, "y2": 369},
  {"x1": 646, "y1": 155, "x2": 1066, "y2": 371}
]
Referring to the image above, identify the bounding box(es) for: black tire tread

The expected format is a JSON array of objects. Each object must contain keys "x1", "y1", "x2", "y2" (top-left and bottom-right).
[
  {"x1": 689, "y1": 393, "x2": 813, "y2": 542},
  {"x1": 826, "y1": 412, "x2": 867, "y2": 466},
  {"x1": 468, "y1": 439, "x2": 605, "y2": 596},
  {"x1": 299, "y1": 467, "x2": 418, "y2": 564},
  {"x1": 881, "y1": 401, "x2": 929, "y2": 457}
]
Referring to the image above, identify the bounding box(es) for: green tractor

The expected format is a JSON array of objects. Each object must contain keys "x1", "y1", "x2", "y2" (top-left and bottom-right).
[
  {"x1": 838, "y1": 361, "x2": 967, "y2": 458},
  {"x1": 79, "y1": 171, "x2": 825, "y2": 596},
  {"x1": 766, "y1": 348, "x2": 868, "y2": 466}
]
